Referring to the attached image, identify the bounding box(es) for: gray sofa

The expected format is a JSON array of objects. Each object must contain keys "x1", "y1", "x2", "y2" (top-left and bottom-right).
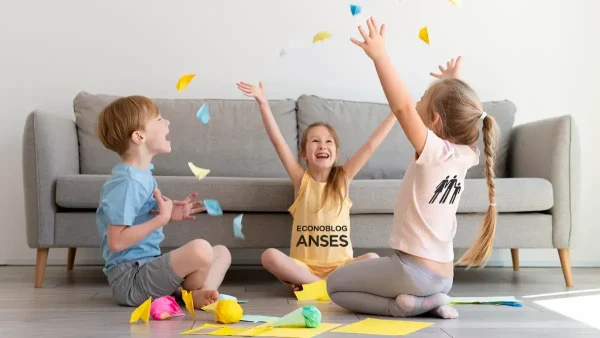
[{"x1": 22, "y1": 91, "x2": 579, "y2": 288}]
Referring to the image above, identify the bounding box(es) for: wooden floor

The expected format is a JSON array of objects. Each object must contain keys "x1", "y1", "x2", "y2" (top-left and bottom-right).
[{"x1": 1, "y1": 265, "x2": 599, "y2": 337}]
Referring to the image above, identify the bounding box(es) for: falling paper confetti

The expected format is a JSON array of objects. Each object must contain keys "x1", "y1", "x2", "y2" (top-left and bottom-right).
[
  {"x1": 149, "y1": 163, "x2": 154, "y2": 171},
  {"x1": 448, "y1": 0, "x2": 462, "y2": 7},
  {"x1": 204, "y1": 199, "x2": 223, "y2": 216},
  {"x1": 419, "y1": 26, "x2": 430, "y2": 44},
  {"x1": 188, "y1": 162, "x2": 210, "y2": 180},
  {"x1": 313, "y1": 31, "x2": 332, "y2": 43},
  {"x1": 196, "y1": 103, "x2": 210, "y2": 124},
  {"x1": 279, "y1": 48, "x2": 287, "y2": 57},
  {"x1": 176, "y1": 73, "x2": 196, "y2": 92},
  {"x1": 350, "y1": 4, "x2": 362, "y2": 16},
  {"x1": 233, "y1": 214, "x2": 245, "y2": 240}
]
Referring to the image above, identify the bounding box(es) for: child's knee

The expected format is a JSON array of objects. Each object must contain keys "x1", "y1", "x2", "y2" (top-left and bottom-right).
[
  {"x1": 213, "y1": 245, "x2": 232, "y2": 264},
  {"x1": 188, "y1": 239, "x2": 214, "y2": 266},
  {"x1": 261, "y1": 248, "x2": 279, "y2": 268},
  {"x1": 365, "y1": 252, "x2": 380, "y2": 259}
]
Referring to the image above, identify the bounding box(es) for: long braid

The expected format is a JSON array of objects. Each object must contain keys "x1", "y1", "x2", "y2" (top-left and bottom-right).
[{"x1": 456, "y1": 115, "x2": 498, "y2": 267}]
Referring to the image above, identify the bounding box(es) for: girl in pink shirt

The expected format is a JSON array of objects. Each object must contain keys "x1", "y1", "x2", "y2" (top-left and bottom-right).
[{"x1": 327, "y1": 17, "x2": 499, "y2": 319}]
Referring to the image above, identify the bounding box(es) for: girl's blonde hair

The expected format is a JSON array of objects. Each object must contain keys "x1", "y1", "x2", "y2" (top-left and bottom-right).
[
  {"x1": 300, "y1": 123, "x2": 347, "y2": 215},
  {"x1": 425, "y1": 78, "x2": 499, "y2": 267}
]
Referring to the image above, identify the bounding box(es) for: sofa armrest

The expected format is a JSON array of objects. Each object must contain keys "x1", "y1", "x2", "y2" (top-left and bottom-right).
[
  {"x1": 508, "y1": 115, "x2": 580, "y2": 248},
  {"x1": 22, "y1": 111, "x2": 79, "y2": 248}
]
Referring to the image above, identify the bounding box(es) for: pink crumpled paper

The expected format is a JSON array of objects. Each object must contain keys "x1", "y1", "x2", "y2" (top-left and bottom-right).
[{"x1": 150, "y1": 296, "x2": 184, "y2": 320}]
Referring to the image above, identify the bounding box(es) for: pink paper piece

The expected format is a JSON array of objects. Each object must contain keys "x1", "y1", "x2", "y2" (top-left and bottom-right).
[{"x1": 150, "y1": 296, "x2": 184, "y2": 320}]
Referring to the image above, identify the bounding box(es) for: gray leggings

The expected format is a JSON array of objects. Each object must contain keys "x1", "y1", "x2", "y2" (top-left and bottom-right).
[{"x1": 326, "y1": 250, "x2": 453, "y2": 316}]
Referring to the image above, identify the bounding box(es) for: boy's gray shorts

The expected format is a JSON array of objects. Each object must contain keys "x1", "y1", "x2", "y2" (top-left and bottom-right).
[{"x1": 106, "y1": 253, "x2": 184, "y2": 306}]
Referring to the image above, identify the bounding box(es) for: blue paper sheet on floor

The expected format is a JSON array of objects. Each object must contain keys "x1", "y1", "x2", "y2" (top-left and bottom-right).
[{"x1": 450, "y1": 296, "x2": 523, "y2": 307}]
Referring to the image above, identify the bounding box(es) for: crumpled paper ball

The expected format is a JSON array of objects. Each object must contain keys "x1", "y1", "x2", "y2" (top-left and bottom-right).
[
  {"x1": 215, "y1": 299, "x2": 243, "y2": 324},
  {"x1": 150, "y1": 296, "x2": 183, "y2": 320}
]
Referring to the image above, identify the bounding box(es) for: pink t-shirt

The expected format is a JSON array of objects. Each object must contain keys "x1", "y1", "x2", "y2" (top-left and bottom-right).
[{"x1": 389, "y1": 129, "x2": 480, "y2": 263}]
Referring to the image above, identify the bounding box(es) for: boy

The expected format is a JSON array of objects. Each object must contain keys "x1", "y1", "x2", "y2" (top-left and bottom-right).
[{"x1": 95, "y1": 95, "x2": 231, "y2": 308}]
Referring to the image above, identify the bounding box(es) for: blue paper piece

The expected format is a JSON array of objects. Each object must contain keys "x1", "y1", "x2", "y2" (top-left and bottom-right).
[
  {"x1": 233, "y1": 214, "x2": 245, "y2": 240},
  {"x1": 149, "y1": 163, "x2": 154, "y2": 171},
  {"x1": 196, "y1": 103, "x2": 210, "y2": 124},
  {"x1": 350, "y1": 4, "x2": 362, "y2": 16},
  {"x1": 203, "y1": 199, "x2": 223, "y2": 216},
  {"x1": 219, "y1": 294, "x2": 248, "y2": 304},
  {"x1": 240, "y1": 315, "x2": 280, "y2": 323}
]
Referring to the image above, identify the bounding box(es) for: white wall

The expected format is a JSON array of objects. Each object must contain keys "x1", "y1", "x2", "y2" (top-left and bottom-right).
[{"x1": 1, "y1": 0, "x2": 598, "y2": 267}]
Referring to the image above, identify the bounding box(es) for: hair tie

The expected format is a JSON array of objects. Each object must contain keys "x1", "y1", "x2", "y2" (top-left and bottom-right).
[
  {"x1": 480, "y1": 111, "x2": 488, "y2": 120},
  {"x1": 489, "y1": 203, "x2": 496, "y2": 206}
]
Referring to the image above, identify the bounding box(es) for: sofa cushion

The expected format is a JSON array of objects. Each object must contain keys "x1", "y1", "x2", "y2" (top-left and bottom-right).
[
  {"x1": 54, "y1": 212, "x2": 552, "y2": 249},
  {"x1": 56, "y1": 176, "x2": 552, "y2": 213},
  {"x1": 73, "y1": 92, "x2": 298, "y2": 178},
  {"x1": 296, "y1": 95, "x2": 516, "y2": 179}
]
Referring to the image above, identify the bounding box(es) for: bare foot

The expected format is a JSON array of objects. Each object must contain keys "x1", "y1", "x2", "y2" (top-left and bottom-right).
[
  {"x1": 193, "y1": 289, "x2": 220, "y2": 309},
  {"x1": 291, "y1": 284, "x2": 303, "y2": 292},
  {"x1": 430, "y1": 305, "x2": 459, "y2": 319},
  {"x1": 393, "y1": 293, "x2": 449, "y2": 317}
]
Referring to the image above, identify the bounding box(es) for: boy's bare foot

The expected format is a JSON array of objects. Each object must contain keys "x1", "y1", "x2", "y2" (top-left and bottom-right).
[
  {"x1": 193, "y1": 290, "x2": 220, "y2": 309},
  {"x1": 291, "y1": 284, "x2": 303, "y2": 291}
]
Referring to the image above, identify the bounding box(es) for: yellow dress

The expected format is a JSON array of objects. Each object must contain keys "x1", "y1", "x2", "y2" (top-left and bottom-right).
[{"x1": 288, "y1": 171, "x2": 355, "y2": 278}]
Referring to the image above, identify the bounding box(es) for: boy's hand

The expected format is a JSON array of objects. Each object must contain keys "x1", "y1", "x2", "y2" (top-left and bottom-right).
[
  {"x1": 153, "y1": 189, "x2": 173, "y2": 225},
  {"x1": 171, "y1": 192, "x2": 205, "y2": 221},
  {"x1": 351, "y1": 17, "x2": 387, "y2": 61},
  {"x1": 237, "y1": 81, "x2": 267, "y2": 105},
  {"x1": 430, "y1": 56, "x2": 462, "y2": 80}
]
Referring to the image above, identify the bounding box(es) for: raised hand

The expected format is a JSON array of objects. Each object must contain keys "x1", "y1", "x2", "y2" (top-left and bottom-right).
[
  {"x1": 236, "y1": 81, "x2": 267, "y2": 105},
  {"x1": 152, "y1": 192, "x2": 205, "y2": 221},
  {"x1": 430, "y1": 56, "x2": 462, "y2": 80},
  {"x1": 153, "y1": 189, "x2": 173, "y2": 225},
  {"x1": 350, "y1": 17, "x2": 387, "y2": 61}
]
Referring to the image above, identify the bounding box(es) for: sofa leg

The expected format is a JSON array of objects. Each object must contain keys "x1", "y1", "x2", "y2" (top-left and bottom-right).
[
  {"x1": 67, "y1": 248, "x2": 76, "y2": 271},
  {"x1": 510, "y1": 248, "x2": 519, "y2": 271},
  {"x1": 35, "y1": 248, "x2": 49, "y2": 288},
  {"x1": 558, "y1": 248, "x2": 574, "y2": 287}
]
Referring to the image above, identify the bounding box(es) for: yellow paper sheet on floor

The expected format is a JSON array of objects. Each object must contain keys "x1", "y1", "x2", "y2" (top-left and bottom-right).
[
  {"x1": 208, "y1": 327, "x2": 249, "y2": 336},
  {"x1": 255, "y1": 323, "x2": 341, "y2": 338},
  {"x1": 294, "y1": 280, "x2": 330, "y2": 301},
  {"x1": 180, "y1": 323, "x2": 224, "y2": 335},
  {"x1": 182, "y1": 289, "x2": 195, "y2": 319},
  {"x1": 129, "y1": 297, "x2": 152, "y2": 323},
  {"x1": 332, "y1": 318, "x2": 434, "y2": 336}
]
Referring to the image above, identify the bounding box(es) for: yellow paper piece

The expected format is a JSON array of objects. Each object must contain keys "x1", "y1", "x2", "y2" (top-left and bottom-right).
[
  {"x1": 256, "y1": 323, "x2": 342, "y2": 338},
  {"x1": 419, "y1": 26, "x2": 430, "y2": 45},
  {"x1": 448, "y1": 0, "x2": 462, "y2": 7},
  {"x1": 202, "y1": 301, "x2": 219, "y2": 314},
  {"x1": 312, "y1": 31, "x2": 332, "y2": 43},
  {"x1": 236, "y1": 323, "x2": 273, "y2": 337},
  {"x1": 208, "y1": 327, "x2": 249, "y2": 336},
  {"x1": 332, "y1": 318, "x2": 434, "y2": 336},
  {"x1": 177, "y1": 73, "x2": 196, "y2": 91},
  {"x1": 180, "y1": 323, "x2": 225, "y2": 335},
  {"x1": 188, "y1": 162, "x2": 210, "y2": 180},
  {"x1": 182, "y1": 289, "x2": 195, "y2": 319},
  {"x1": 294, "y1": 280, "x2": 330, "y2": 301},
  {"x1": 129, "y1": 297, "x2": 152, "y2": 323}
]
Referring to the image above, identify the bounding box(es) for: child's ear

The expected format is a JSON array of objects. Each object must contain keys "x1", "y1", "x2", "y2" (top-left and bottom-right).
[
  {"x1": 131, "y1": 130, "x2": 144, "y2": 145},
  {"x1": 431, "y1": 112, "x2": 441, "y2": 127}
]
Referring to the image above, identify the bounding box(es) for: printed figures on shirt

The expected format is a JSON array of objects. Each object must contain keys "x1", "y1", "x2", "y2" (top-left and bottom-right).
[{"x1": 429, "y1": 175, "x2": 462, "y2": 205}]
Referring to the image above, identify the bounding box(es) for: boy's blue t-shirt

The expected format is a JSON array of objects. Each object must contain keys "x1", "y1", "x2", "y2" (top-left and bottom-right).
[{"x1": 96, "y1": 163, "x2": 165, "y2": 274}]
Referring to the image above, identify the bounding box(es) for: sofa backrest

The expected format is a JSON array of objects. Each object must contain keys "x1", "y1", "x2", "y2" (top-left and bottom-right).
[
  {"x1": 74, "y1": 92, "x2": 516, "y2": 179},
  {"x1": 297, "y1": 95, "x2": 516, "y2": 179},
  {"x1": 74, "y1": 92, "x2": 298, "y2": 178}
]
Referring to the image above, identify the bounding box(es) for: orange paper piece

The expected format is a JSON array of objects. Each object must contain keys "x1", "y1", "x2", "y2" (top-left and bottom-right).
[
  {"x1": 419, "y1": 26, "x2": 429, "y2": 44},
  {"x1": 177, "y1": 73, "x2": 196, "y2": 91},
  {"x1": 129, "y1": 297, "x2": 152, "y2": 323},
  {"x1": 294, "y1": 280, "x2": 330, "y2": 301},
  {"x1": 182, "y1": 289, "x2": 195, "y2": 319}
]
